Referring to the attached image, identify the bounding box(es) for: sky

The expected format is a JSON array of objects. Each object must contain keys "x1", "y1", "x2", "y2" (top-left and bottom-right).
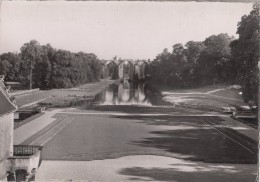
[{"x1": 0, "y1": 1, "x2": 252, "y2": 60}]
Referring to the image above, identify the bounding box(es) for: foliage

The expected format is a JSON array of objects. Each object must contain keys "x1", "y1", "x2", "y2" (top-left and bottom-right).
[
  {"x1": 197, "y1": 33, "x2": 234, "y2": 85},
  {"x1": 147, "y1": 5, "x2": 259, "y2": 105},
  {"x1": 148, "y1": 33, "x2": 234, "y2": 88},
  {"x1": 0, "y1": 40, "x2": 102, "y2": 89},
  {"x1": 0, "y1": 52, "x2": 20, "y2": 81},
  {"x1": 230, "y1": 4, "x2": 259, "y2": 104}
]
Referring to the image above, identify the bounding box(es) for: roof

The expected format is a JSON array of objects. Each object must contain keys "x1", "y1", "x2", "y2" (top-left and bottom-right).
[{"x1": 0, "y1": 78, "x2": 17, "y2": 117}]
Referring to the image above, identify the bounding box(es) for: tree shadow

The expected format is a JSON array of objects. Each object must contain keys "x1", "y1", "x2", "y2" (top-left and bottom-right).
[
  {"x1": 88, "y1": 105, "x2": 201, "y2": 114},
  {"x1": 118, "y1": 162, "x2": 257, "y2": 182},
  {"x1": 111, "y1": 115, "x2": 257, "y2": 164},
  {"x1": 113, "y1": 115, "x2": 224, "y2": 126},
  {"x1": 131, "y1": 129, "x2": 257, "y2": 164}
]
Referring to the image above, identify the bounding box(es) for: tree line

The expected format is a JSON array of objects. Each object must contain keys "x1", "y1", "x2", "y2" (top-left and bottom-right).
[
  {"x1": 0, "y1": 40, "x2": 102, "y2": 89},
  {"x1": 147, "y1": 5, "x2": 259, "y2": 105}
]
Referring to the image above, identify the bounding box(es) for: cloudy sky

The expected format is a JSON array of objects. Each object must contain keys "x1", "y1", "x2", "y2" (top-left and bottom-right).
[{"x1": 0, "y1": 2, "x2": 252, "y2": 60}]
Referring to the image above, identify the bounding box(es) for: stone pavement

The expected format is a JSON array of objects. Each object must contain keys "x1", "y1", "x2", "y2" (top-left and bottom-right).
[
  {"x1": 59, "y1": 108, "x2": 258, "y2": 142},
  {"x1": 14, "y1": 108, "x2": 258, "y2": 146},
  {"x1": 13, "y1": 108, "x2": 257, "y2": 181},
  {"x1": 220, "y1": 116, "x2": 258, "y2": 142},
  {"x1": 14, "y1": 109, "x2": 63, "y2": 145}
]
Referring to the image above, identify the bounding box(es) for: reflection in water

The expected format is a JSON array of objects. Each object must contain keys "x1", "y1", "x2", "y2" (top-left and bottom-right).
[
  {"x1": 98, "y1": 80, "x2": 151, "y2": 106},
  {"x1": 105, "y1": 90, "x2": 114, "y2": 102},
  {"x1": 119, "y1": 80, "x2": 130, "y2": 102}
]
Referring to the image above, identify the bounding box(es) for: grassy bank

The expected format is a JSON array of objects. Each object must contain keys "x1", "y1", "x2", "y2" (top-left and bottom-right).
[
  {"x1": 151, "y1": 83, "x2": 246, "y2": 113},
  {"x1": 37, "y1": 79, "x2": 116, "y2": 108}
]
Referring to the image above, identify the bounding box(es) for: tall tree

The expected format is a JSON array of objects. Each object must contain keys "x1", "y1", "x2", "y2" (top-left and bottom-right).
[
  {"x1": 20, "y1": 40, "x2": 43, "y2": 89},
  {"x1": 230, "y1": 4, "x2": 259, "y2": 105},
  {"x1": 185, "y1": 41, "x2": 205, "y2": 87}
]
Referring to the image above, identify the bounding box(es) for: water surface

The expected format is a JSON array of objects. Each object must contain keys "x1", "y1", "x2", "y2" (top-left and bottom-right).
[{"x1": 93, "y1": 80, "x2": 152, "y2": 106}]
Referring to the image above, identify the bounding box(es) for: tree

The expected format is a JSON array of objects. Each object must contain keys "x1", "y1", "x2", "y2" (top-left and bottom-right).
[
  {"x1": 33, "y1": 45, "x2": 52, "y2": 89},
  {"x1": 0, "y1": 53, "x2": 20, "y2": 81},
  {"x1": 20, "y1": 40, "x2": 43, "y2": 89},
  {"x1": 185, "y1": 41, "x2": 205, "y2": 87},
  {"x1": 230, "y1": 4, "x2": 259, "y2": 105},
  {"x1": 3, "y1": 40, "x2": 103, "y2": 89},
  {"x1": 197, "y1": 33, "x2": 233, "y2": 85},
  {"x1": 149, "y1": 34, "x2": 233, "y2": 88}
]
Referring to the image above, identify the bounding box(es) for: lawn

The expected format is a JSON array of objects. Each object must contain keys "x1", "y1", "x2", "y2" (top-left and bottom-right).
[
  {"x1": 160, "y1": 84, "x2": 246, "y2": 112},
  {"x1": 15, "y1": 79, "x2": 115, "y2": 108}
]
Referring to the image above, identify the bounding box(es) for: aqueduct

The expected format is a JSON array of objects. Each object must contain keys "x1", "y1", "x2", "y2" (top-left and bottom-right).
[{"x1": 102, "y1": 60, "x2": 148, "y2": 81}]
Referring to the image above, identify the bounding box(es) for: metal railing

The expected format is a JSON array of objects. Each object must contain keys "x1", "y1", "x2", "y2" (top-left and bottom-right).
[{"x1": 13, "y1": 145, "x2": 43, "y2": 156}]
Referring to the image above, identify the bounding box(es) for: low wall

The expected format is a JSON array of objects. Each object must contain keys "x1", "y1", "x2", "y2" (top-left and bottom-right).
[{"x1": 10, "y1": 89, "x2": 39, "y2": 96}]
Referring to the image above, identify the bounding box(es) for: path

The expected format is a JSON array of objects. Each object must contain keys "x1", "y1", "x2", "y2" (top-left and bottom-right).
[{"x1": 14, "y1": 109, "x2": 62, "y2": 145}]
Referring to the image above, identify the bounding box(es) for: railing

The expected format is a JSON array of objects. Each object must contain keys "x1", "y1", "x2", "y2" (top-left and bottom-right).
[{"x1": 13, "y1": 145, "x2": 43, "y2": 156}]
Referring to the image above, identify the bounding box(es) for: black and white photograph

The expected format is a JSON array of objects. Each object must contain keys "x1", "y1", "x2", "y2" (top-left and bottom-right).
[{"x1": 0, "y1": 1, "x2": 258, "y2": 181}]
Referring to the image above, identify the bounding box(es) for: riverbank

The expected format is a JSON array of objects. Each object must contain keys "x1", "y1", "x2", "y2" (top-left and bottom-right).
[
  {"x1": 148, "y1": 83, "x2": 246, "y2": 113},
  {"x1": 14, "y1": 79, "x2": 117, "y2": 108},
  {"x1": 38, "y1": 79, "x2": 117, "y2": 108}
]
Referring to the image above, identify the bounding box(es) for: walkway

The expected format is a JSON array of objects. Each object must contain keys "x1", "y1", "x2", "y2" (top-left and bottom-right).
[{"x1": 14, "y1": 109, "x2": 62, "y2": 145}]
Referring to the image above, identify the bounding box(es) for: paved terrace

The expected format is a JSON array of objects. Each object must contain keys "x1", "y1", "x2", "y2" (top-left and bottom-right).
[{"x1": 13, "y1": 107, "x2": 257, "y2": 181}]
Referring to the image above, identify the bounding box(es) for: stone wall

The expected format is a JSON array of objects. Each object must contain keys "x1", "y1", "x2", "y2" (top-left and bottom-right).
[{"x1": 0, "y1": 113, "x2": 14, "y2": 180}]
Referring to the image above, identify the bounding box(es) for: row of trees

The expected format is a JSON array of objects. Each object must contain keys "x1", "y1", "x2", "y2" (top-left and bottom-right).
[
  {"x1": 147, "y1": 5, "x2": 259, "y2": 105},
  {"x1": 148, "y1": 33, "x2": 234, "y2": 88},
  {"x1": 0, "y1": 40, "x2": 102, "y2": 89}
]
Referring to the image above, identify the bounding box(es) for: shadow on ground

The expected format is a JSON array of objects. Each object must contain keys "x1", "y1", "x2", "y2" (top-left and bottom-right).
[
  {"x1": 111, "y1": 115, "x2": 257, "y2": 164},
  {"x1": 118, "y1": 162, "x2": 257, "y2": 182},
  {"x1": 88, "y1": 105, "x2": 204, "y2": 115}
]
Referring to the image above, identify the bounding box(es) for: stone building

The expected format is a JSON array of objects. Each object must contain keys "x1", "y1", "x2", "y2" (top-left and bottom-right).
[
  {"x1": 0, "y1": 75, "x2": 43, "y2": 181},
  {"x1": 0, "y1": 75, "x2": 17, "y2": 180}
]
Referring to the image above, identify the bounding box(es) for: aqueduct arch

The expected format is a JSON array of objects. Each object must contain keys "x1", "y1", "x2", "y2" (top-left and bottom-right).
[{"x1": 102, "y1": 59, "x2": 148, "y2": 81}]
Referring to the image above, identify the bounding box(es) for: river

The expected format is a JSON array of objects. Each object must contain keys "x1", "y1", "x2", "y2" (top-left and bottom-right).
[{"x1": 92, "y1": 80, "x2": 152, "y2": 106}]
